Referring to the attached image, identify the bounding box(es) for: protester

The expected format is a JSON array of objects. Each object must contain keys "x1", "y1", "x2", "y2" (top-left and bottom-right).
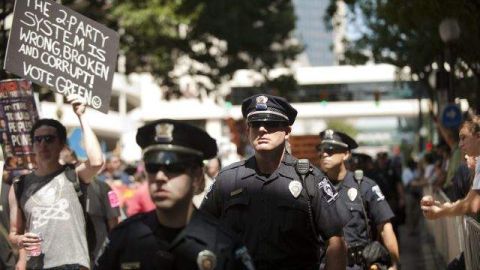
[
  {"x1": 201, "y1": 94, "x2": 347, "y2": 270},
  {"x1": 125, "y1": 172, "x2": 155, "y2": 217},
  {"x1": 402, "y1": 159, "x2": 423, "y2": 235},
  {"x1": 1, "y1": 171, "x2": 16, "y2": 270},
  {"x1": 97, "y1": 154, "x2": 131, "y2": 186},
  {"x1": 373, "y1": 152, "x2": 405, "y2": 236},
  {"x1": 8, "y1": 94, "x2": 104, "y2": 270},
  {"x1": 95, "y1": 119, "x2": 254, "y2": 270},
  {"x1": 421, "y1": 116, "x2": 480, "y2": 219},
  {"x1": 193, "y1": 157, "x2": 221, "y2": 207},
  {"x1": 59, "y1": 147, "x2": 121, "y2": 266},
  {"x1": 317, "y1": 129, "x2": 399, "y2": 270}
]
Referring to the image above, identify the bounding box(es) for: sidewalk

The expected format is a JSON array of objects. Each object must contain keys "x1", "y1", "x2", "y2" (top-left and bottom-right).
[{"x1": 399, "y1": 222, "x2": 447, "y2": 270}]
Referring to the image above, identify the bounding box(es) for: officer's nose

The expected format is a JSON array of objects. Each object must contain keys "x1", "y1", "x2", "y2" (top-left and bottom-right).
[
  {"x1": 258, "y1": 124, "x2": 268, "y2": 133},
  {"x1": 150, "y1": 170, "x2": 169, "y2": 187}
]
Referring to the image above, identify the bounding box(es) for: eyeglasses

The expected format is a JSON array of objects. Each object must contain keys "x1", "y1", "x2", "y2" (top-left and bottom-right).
[
  {"x1": 144, "y1": 163, "x2": 191, "y2": 175},
  {"x1": 248, "y1": 122, "x2": 288, "y2": 129},
  {"x1": 316, "y1": 145, "x2": 348, "y2": 155},
  {"x1": 33, "y1": 135, "x2": 57, "y2": 144}
]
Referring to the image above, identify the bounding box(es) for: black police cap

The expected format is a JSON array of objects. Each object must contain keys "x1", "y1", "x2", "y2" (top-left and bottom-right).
[
  {"x1": 317, "y1": 129, "x2": 358, "y2": 150},
  {"x1": 136, "y1": 119, "x2": 217, "y2": 165},
  {"x1": 241, "y1": 94, "x2": 297, "y2": 125}
]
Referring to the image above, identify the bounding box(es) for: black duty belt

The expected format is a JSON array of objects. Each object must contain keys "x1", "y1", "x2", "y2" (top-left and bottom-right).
[{"x1": 347, "y1": 245, "x2": 365, "y2": 267}]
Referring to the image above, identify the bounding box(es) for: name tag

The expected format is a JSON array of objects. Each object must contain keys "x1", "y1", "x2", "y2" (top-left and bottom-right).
[
  {"x1": 121, "y1": 262, "x2": 141, "y2": 269},
  {"x1": 230, "y1": 188, "x2": 243, "y2": 197}
]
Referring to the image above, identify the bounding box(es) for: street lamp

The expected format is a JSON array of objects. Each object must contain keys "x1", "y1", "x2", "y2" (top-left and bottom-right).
[{"x1": 438, "y1": 18, "x2": 461, "y2": 103}]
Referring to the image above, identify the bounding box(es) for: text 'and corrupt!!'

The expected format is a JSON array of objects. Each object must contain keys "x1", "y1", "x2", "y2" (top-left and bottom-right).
[{"x1": 4, "y1": 0, "x2": 119, "y2": 113}]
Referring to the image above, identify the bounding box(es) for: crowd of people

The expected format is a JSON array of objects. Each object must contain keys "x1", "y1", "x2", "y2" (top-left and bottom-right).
[{"x1": 0, "y1": 92, "x2": 479, "y2": 270}]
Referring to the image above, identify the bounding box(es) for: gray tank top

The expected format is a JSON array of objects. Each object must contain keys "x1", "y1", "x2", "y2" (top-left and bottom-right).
[{"x1": 20, "y1": 168, "x2": 90, "y2": 269}]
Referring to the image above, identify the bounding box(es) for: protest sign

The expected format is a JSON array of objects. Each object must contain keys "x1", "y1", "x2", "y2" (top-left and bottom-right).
[
  {"x1": 4, "y1": 0, "x2": 119, "y2": 113},
  {"x1": 0, "y1": 79, "x2": 39, "y2": 171}
]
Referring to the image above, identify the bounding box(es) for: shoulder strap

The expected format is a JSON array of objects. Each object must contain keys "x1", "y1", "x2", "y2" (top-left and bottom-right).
[
  {"x1": 294, "y1": 160, "x2": 319, "y2": 240},
  {"x1": 13, "y1": 175, "x2": 25, "y2": 203},
  {"x1": 353, "y1": 171, "x2": 373, "y2": 241},
  {"x1": 64, "y1": 165, "x2": 82, "y2": 197}
]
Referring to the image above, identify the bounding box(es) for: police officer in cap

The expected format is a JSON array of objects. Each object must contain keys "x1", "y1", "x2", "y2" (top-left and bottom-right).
[
  {"x1": 95, "y1": 119, "x2": 254, "y2": 270},
  {"x1": 201, "y1": 94, "x2": 347, "y2": 270},
  {"x1": 317, "y1": 129, "x2": 400, "y2": 270}
]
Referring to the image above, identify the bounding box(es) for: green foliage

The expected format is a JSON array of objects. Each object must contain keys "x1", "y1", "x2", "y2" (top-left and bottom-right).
[
  {"x1": 1, "y1": 0, "x2": 301, "y2": 97},
  {"x1": 110, "y1": 0, "x2": 302, "y2": 96},
  {"x1": 325, "y1": 0, "x2": 480, "y2": 102}
]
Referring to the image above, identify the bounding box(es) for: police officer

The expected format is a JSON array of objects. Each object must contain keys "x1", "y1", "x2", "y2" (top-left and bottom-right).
[
  {"x1": 317, "y1": 129, "x2": 400, "y2": 270},
  {"x1": 95, "y1": 119, "x2": 254, "y2": 270},
  {"x1": 201, "y1": 94, "x2": 347, "y2": 270}
]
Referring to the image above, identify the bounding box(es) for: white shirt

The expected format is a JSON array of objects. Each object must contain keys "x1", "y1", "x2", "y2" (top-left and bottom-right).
[{"x1": 473, "y1": 157, "x2": 480, "y2": 190}]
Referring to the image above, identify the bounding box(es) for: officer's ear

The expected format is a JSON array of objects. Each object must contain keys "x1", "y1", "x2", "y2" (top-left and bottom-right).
[
  {"x1": 343, "y1": 150, "x2": 351, "y2": 161},
  {"x1": 284, "y1": 126, "x2": 292, "y2": 139}
]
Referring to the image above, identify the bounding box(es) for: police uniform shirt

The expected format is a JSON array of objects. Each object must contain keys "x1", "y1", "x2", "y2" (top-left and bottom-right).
[
  {"x1": 95, "y1": 209, "x2": 253, "y2": 270},
  {"x1": 201, "y1": 152, "x2": 344, "y2": 269},
  {"x1": 334, "y1": 171, "x2": 394, "y2": 247}
]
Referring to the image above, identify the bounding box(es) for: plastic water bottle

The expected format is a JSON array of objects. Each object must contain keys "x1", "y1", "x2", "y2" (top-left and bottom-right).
[{"x1": 28, "y1": 232, "x2": 42, "y2": 257}]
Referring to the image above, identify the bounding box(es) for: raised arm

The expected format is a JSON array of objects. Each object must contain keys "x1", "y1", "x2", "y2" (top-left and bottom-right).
[{"x1": 67, "y1": 94, "x2": 104, "y2": 183}]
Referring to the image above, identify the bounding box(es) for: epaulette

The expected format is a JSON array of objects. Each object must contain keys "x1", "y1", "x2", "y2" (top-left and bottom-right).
[
  {"x1": 113, "y1": 211, "x2": 151, "y2": 231},
  {"x1": 217, "y1": 160, "x2": 246, "y2": 177}
]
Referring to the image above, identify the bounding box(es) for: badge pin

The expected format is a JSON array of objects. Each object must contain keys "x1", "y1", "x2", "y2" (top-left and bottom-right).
[
  {"x1": 197, "y1": 250, "x2": 217, "y2": 270},
  {"x1": 255, "y1": 95, "x2": 268, "y2": 110},
  {"x1": 155, "y1": 123, "x2": 174, "y2": 143},
  {"x1": 288, "y1": 181, "x2": 303, "y2": 198},
  {"x1": 347, "y1": 188, "x2": 358, "y2": 201}
]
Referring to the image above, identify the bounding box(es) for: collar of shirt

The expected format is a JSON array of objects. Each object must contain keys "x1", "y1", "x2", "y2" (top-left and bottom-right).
[{"x1": 241, "y1": 152, "x2": 296, "y2": 183}]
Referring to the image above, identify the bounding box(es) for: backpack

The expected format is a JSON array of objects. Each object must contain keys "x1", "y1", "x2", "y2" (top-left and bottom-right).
[{"x1": 13, "y1": 166, "x2": 97, "y2": 260}]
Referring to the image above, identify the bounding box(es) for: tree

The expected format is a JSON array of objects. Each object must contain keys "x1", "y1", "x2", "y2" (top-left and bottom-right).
[
  {"x1": 110, "y1": 0, "x2": 302, "y2": 97},
  {"x1": 325, "y1": 0, "x2": 480, "y2": 112},
  {"x1": 1, "y1": 0, "x2": 302, "y2": 98}
]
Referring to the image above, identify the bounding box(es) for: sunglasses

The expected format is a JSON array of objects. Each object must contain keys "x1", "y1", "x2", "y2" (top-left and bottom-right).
[
  {"x1": 249, "y1": 122, "x2": 288, "y2": 129},
  {"x1": 316, "y1": 145, "x2": 348, "y2": 155},
  {"x1": 144, "y1": 163, "x2": 192, "y2": 175},
  {"x1": 33, "y1": 135, "x2": 57, "y2": 144}
]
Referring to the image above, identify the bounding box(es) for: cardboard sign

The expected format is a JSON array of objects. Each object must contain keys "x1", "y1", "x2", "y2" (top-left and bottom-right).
[
  {"x1": 4, "y1": 0, "x2": 119, "y2": 113},
  {"x1": 0, "y1": 79, "x2": 39, "y2": 171}
]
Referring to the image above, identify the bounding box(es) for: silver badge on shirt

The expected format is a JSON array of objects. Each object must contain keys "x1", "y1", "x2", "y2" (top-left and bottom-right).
[
  {"x1": 288, "y1": 180, "x2": 303, "y2": 198},
  {"x1": 347, "y1": 188, "x2": 358, "y2": 201},
  {"x1": 318, "y1": 177, "x2": 339, "y2": 204},
  {"x1": 197, "y1": 250, "x2": 217, "y2": 270}
]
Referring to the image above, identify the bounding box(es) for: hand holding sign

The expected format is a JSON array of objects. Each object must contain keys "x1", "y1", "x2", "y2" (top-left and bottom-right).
[
  {"x1": 67, "y1": 94, "x2": 86, "y2": 116},
  {"x1": 4, "y1": 0, "x2": 119, "y2": 113}
]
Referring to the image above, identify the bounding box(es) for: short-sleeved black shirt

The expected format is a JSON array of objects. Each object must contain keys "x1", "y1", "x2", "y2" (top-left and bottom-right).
[
  {"x1": 201, "y1": 153, "x2": 346, "y2": 269},
  {"x1": 333, "y1": 171, "x2": 394, "y2": 247},
  {"x1": 94, "y1": 209, "x2": 254, "y2": 270}
]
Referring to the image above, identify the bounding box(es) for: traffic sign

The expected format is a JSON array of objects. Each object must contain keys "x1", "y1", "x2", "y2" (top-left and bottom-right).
[{"x1": 441, "y1": 104, "x2": 463, "y2": 128}]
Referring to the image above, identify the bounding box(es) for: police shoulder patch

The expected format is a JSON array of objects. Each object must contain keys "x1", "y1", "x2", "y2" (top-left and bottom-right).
[
  {"x1": 371, "y1": 185, "x2": 385, "y2": 201},
  {"x1": 318, "y1": 177, "x2": 339, "y2": 204}
]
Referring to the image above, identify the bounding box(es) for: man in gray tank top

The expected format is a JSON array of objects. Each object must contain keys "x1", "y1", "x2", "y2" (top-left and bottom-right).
[{"x1": 8, "y1": 94, "x2": 104, "y2": 270}]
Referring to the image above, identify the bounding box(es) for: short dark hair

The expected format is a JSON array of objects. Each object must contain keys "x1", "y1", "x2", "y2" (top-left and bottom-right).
[{"x1": 30, "y1": 119, "x2": 67, "y2": 144}]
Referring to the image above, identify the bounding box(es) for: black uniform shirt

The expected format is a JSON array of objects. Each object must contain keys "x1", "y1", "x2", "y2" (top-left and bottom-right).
[
  {"x1": 334, "y1": 171, "x2": 394, "y2": 247},
  {"x1": 201, "y1": 153, "x2": 345, "y2": 269},
  {"x1": 94, "y1": 209, "x2": 254, "y2": 270}
]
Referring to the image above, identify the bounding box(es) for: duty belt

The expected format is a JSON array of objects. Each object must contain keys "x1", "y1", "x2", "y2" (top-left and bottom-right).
[{"x1": 347, "y1": 245, "x2": 366, "y2": 267}]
